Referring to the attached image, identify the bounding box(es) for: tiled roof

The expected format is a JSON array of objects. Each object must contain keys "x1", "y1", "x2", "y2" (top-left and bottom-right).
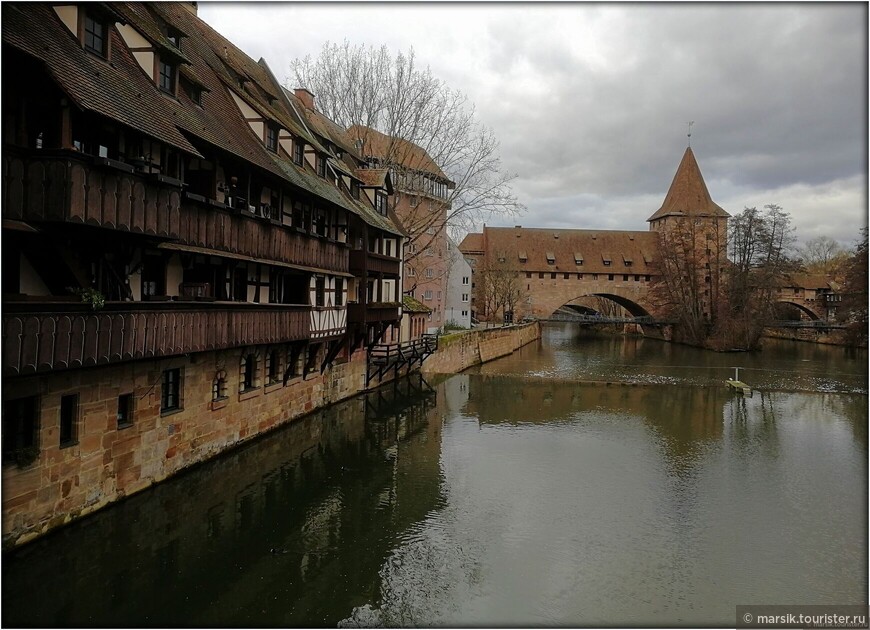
[
  {"x1": 2, "y1": 3, "x2": 201, "y2": 156},
  {"x1": 476, "y1": 226, "x2": 660, "y2": 274},
  {"x1": 402, "y1": 295, "x2": 431, "y2": 314},
  {"x1": 459, "y1": 232, "x2": 484, "y2": 253},
  {"x1": 347, "y1": 124, "x2": 451, "y2": 183},
  {"x1": 647, "y1": 147, "x2": 729, "y2": 222},
  {"x1": 355, "y1": 168, "x2": 390, "y2": 189},
  {"x1": 783, "y1": 272, "x2": 838, "y2": 290},
  {"x1": 282, "y1": 87, "x2": 362, "y2": 161}
]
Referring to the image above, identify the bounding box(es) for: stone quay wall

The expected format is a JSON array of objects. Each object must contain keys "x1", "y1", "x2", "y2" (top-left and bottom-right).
[
  {"x1": 2, "y1": 346, "x2": 370, "y2": 549},
  {"x1": 421, "y1": 322, "x2": 541, "y2": 375}
]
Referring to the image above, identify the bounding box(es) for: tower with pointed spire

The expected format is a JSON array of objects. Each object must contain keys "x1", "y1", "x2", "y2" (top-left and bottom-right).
[{"x1": 648, "y1": 147, "x2": 730, "y2": 321}]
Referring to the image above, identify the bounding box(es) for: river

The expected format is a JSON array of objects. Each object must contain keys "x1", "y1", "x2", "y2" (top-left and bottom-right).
[{"x1": 3, "y1": 324, "x2": 867, "y2": 627}]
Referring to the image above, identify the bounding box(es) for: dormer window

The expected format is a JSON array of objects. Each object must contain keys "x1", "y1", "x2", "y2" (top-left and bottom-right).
[
  {"x1": 546, "y1": 252, "x2": 556, "y2": 265},
  {"x1": 265, "y1": 124, "x2": 278, "y2": 152},
  {"x1": 293, "y1": 140, "x2": 304, "y2": 165},
  {"x1": 158, "y1": 59, "x2": 176, "y2": 94},
  {"x1": 375, "y1": 192, "x2": 386, "y2": 216},
  {"x1": 350, "y1": 180, "x2": 360, "y2": 200},
  {"x1": 82, "y1": 12, "x2": 108, "y2": 58},
  {"x1": 316, "y1": 154, "x2": 326, "y2": 177}
]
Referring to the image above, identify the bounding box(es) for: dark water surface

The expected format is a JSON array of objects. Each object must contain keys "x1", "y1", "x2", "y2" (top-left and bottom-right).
[{"x1": 3, "y1": 326, "x2": 867, "y2": 627}]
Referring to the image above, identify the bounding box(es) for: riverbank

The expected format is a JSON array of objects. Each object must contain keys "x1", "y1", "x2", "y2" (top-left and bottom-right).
[
  {"x1": 421, "y1": 322, "x2": 541, "y2": 375},
  {"x1": 2, "y1": 322, "x2": 540, "y2": 549}
]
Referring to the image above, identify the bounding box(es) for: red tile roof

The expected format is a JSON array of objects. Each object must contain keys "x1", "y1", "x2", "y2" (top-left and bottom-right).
[
  {"x1": 467, "y1": 226, "x2": 660, "y2": 275},
  {"x1": 346, "y1": 124, "x2": 450, "y2": 183},
  {"x1": 647, "y1": 147, "x2": 729, "y2": 222}
]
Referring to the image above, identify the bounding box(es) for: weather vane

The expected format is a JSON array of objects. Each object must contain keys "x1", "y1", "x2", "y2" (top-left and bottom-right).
[{"x1": 687, "y1": 121, "x2": 694, "y2": 147}]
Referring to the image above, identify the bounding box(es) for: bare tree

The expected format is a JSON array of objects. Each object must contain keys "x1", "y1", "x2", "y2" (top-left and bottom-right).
[
  {"x1": 717, "y1": 204, "x2": 798, "y2": 349},
  {"x1": 838, "y1": 227, "x2": 868, "y2": 345},
  {"x1": 289, "y1": 42, "x2": 524, "y2": 244},
  {"x1": 799, "y1": 235, "x2": 847, "y2": 274}
]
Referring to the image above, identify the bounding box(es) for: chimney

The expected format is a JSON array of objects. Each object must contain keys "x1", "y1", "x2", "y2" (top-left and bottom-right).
[{"x1": 294, "y1": 88, "x2": 315, "y2": 110}]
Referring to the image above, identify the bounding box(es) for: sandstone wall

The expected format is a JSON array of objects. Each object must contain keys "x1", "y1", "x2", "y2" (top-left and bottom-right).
[{"x1": 421, "y1": 322, "x2": 540, "y2": 375}]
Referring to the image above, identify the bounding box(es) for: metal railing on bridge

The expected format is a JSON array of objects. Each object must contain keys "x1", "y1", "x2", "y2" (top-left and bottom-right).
[
  {"x1": 545, "y1": 313, "x2": 672, "y2": 325},
  {"x1": 768, "y1": 320, "x2": 846, "y2": 329},
  {"x1": 367, "y1": 334, "x2": 439, "y2": 386}
]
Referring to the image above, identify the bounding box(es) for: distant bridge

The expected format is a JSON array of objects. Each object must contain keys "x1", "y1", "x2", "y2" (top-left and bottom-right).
[{"x1": 545, "y1": 312, "x2": 675, "y2": 326}]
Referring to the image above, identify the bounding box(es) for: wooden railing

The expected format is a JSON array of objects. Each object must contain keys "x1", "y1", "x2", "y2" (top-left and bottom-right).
[
  {"x1": 346, "y1": 302, "x2": 401, "y2": 325},
  {"x1": 2, "y1": 149, "x2": 349, "y2": 274},
  {"x1": 348, "y1": 249, "x2": 402, "y2": 277},
  {"x1": 3, "y1": 301, "x2": 310, "y2": 376}
]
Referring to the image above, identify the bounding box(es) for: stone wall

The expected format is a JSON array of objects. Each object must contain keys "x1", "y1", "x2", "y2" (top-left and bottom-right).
[
  {"x1": 2, "y1": 346, "x2": 370, "y2": 548},
  {"x1": 421, "y1": 322, "x2": 540, "y2": 375}
]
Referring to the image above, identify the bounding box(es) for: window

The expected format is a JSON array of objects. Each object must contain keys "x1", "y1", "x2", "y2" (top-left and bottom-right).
[
  {"x1": 546, "y1": 252, "x2": 555, "y2": 265},
  {"x1": 407, "y1": 266, "x2": 416, "y2": 277},
  {"x1": 3, "y1": 396, "x2": 39, "y2": 467},
  {"x1": 622, "y1": 275, "x2": 628, "y2": 281},
  {"x1": 212, "y1": 371, "x2": 227, "y2": 402},
  {"x1": 315, "y1": 276, "x2": 325, "y2": 307},
  {"x1": 538, "y1": 272, "x2": 544, "y2": 279},
  {"x1": 437, "y1": 291, "x2": 442, "y2": 300},
  {"x1": 266, "y1": 125, "x2": 278, "y2": 152},
  {"x1": 603, "y1": 260, "x2": 611, "y2": 266},
  {"x1": 425, "y1": 268, "x2": 434, "y2": 278},
  {"x1": 83, "y1": 13, "x2": 107, "y2": 57},
  {"x1": 316, "y1": 154, "x2": 326, "y2": 177},
  {"x1": 266, "y1": 348, "x2": 281, "y2": 385},
  {"x1": 241, "y1": 354, "x2": 258, "y2": 392},
  {"x1": 608, "y1": 274, "x2": 614, "y2": 281},
  {"x1": 59, "y1": 394, "x2": 79, "y2": 448},
  {"x1": 563, "y1": 273, "x2": 570, "y2": 280},
  {"x1": 574, "y1": 253, "x2": 583, "y2": 265},
  {"x1": 462, "y1": 310, "x2": 468, "y2": 318},
  {"x1": 462, "y1": 276, "x2": 469, "y2": 285},
  {"x1": 550, "y1": 273, "x2": 556, "y2": 279},
  {"x1": 375, "y1": 193, "x2": 386, "y2": 216},
  {"x1": 409, "y1": 243, "x2": 417, "y2": 254},
  {"x1": 424, "y1": 290, "x2": 433, "y2": 300},
  {"x1": 526, "y1": 272, "x2": 532, "y2": 278},
  {"x1": 293, "y1": 140, "x2": 304, "y2": 165},
  {"x1": 351, "y1": 180, "x2": 360, "y2": 200},
  {"x1": 335, "y1": 278, "x2": 344, "y2": 306},
  {"x1": 161, "y1": 368, "x2": 182, "y2": 413},
  {"x1": 117, "y1": 393, "x2": 134, "y2": 429},
  {"x1": 158, "y1": 59, "x2": 176, "y2": 94},
  {"x1": 462, "y1": 293, "x2": 469, "y2": 302}
]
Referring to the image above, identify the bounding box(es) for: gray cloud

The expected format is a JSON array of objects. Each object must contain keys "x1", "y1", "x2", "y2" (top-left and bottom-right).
[{"x1": 199, "y1": 2, "x2": 867, "y2": 247}]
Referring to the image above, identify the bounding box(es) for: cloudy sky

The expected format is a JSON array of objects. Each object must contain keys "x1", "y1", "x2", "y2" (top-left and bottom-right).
[{"x1": 199, "y1": 2, "x2": 867, "y2": 248}]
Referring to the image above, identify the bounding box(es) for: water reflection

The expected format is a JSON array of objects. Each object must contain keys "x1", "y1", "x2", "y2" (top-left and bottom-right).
[
  {"x1": 3, "y1": 375, "x2": 443, "y2": 628},
  {"x1": 476, "y1": 323, "x2": 868, "y2": 393}
]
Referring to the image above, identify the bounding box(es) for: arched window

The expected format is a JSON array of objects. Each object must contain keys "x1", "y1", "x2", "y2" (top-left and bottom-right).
[
  {"x1": 265, "y1": 347, "x2": 282, "y2": 385},
  {"x1": 212, "y1": 370, "x2": 227, "y2": 401},
  {"x1": 239, "y1": 352, "x2": 260, "y2": 392}
]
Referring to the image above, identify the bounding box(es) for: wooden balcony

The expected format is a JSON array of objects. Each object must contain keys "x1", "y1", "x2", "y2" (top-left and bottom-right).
[
  {"x1": 2, "y1": 149, "x2": 349, "y2": 274},
  {"x1": 3, "y1": 301, "x2": 310, "y2": 377},
  {"x1": 348, "y1": 249, "x2": 401, "y2": 277},
  {"x1": 347, "y1": 302, "x2": 401, "y2": 325}
]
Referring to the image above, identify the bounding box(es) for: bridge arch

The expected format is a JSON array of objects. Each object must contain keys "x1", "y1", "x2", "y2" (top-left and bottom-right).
[
  {"x1": 548, "y1": 291, "x2": 654, "y2": 320},
  {"x1": 775, "y1": 300, "x2": 821, "y2": 321}
]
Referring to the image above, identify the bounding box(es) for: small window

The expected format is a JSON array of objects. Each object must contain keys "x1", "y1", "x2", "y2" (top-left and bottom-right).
[
  {"x1": 462, "y1": 293, "x2": 469, "y2": 302},
  {"x1": 117, "y1": 393, "x2": 134, "y2": 429},
  {"x1": 623, "y1": 275, "x2": 629, "y2": 281},
  {"x1": 424, "y1": 290, "x2": 433, "y2": 300},
  {"x1": 2, "y1": 396, "x2": 40, "y2": 467},
  {"x1": 425, "y1": 268, "x2": 434, "y2": 278},
  {"x1": 158, "y1": 59, "x2": 176, "y2": 94},
  {"x1": 83, "y1": 13, "x2": 107, "y2": 57},
  {"x1": 550, "y1": 273, "x2": 556, "y2": 279},
  {"x1": 59, "y1": 394, "x2": 79, "y2": 448},
  {"x1": 241, "y1": 354, "x2": 258, "y2": 392},
  {"x1": 316, "y1": 155, "x2": 326, "y2": 177},
  {"x1": 608, "y1": 274, "x2": 614, "y2": 281},
  {"x1": 351, "y1": 180, "x2": 360, "y2": 200},
  {"x1": 212, "y1": 371, "x2": 227, "y2": 402},
  {"x1": 603, "y1": 260, "x2": 611, "y2": 266},
  {"x1": 161, "y1": 368, "x2": 183, "y2": 413},
  {"x1": 266, "y1": 125, "x2": 278, "y2": 152},
  {"x1": 462, "y1": 277, "x2": 469, "y2": 285},
  {"x1": 375, "y1": 193, "x2": 386, "y2": 216},
  {"x1": 546, "y1": 252, "x2": 555, "y2": 265},
  {"x1": 335, "y1": 278, "x2": 344, "y2": 306},
  {"x1": 266, "y1": 348, "x2": 281, "y2": 385},
  {"x1": 293, "y1": 140, "x2": 304, "y2": 165},
  {"x1": 315, "y1": 276, "x2": 325, "y2": 307},
  {"x1": 574, "y1": 253, "x2": 583, "y2": 265}
]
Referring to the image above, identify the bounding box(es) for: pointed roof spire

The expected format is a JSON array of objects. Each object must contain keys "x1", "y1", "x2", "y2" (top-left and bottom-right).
[{"x1": 647, "y1": 147, "x2": 729, "y2": 222}]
